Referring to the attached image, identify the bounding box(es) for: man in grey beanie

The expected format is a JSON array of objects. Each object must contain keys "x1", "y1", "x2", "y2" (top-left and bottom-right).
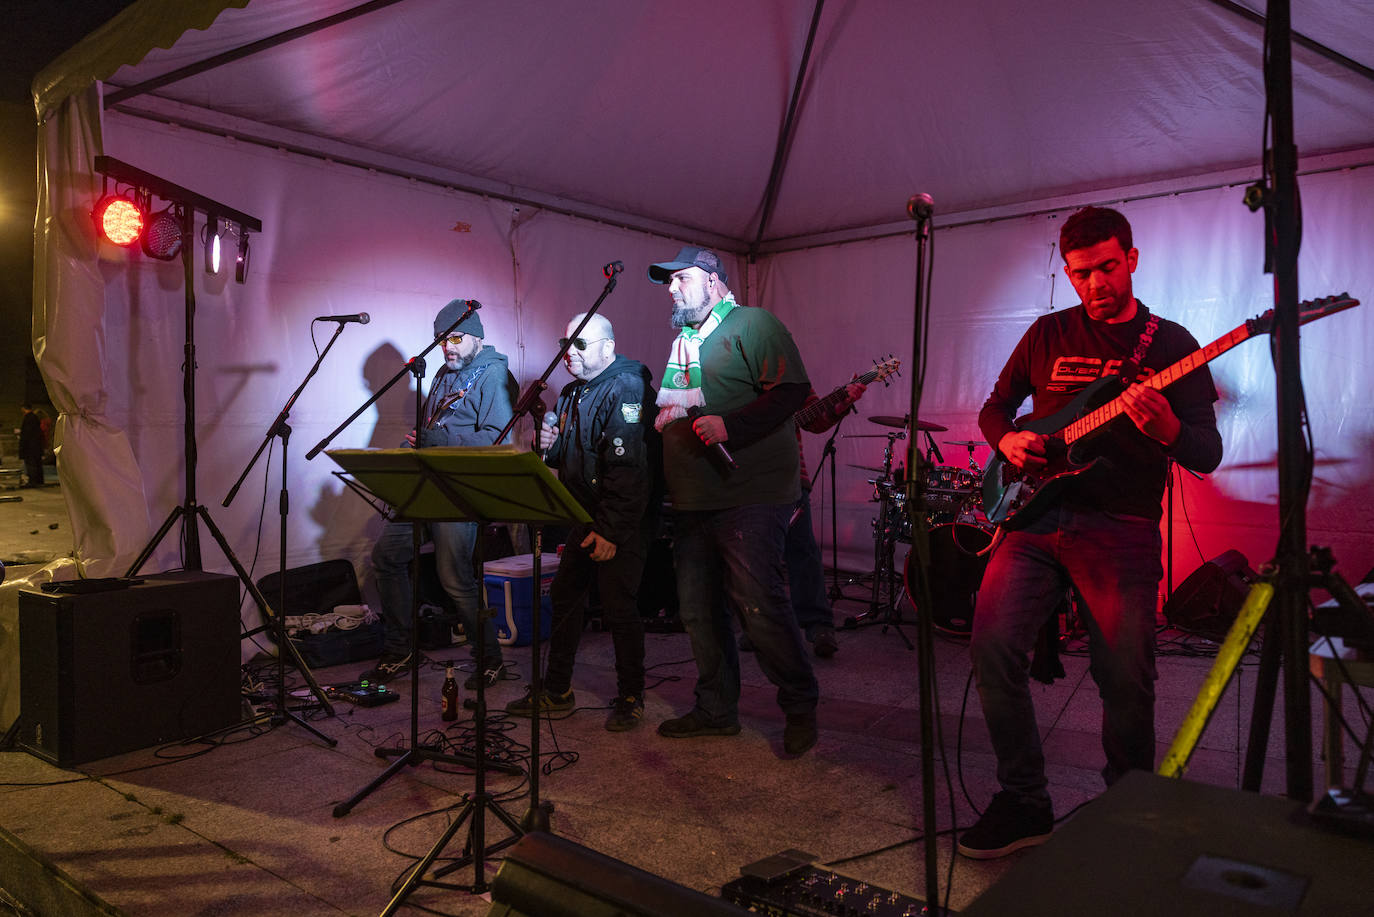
[{"x1": 360, "y1": 299, "x2": 518, "y2": 690}]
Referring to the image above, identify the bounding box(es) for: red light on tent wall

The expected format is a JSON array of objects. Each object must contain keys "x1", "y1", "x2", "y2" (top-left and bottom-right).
[{"x1": 94, "y1": 194, "x2": 145, "y2": 246}]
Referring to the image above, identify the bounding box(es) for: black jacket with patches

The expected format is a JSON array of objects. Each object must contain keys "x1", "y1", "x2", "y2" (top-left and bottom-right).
[
  {"x1": 418, "y1": 345, "x2": 518, "y2": 448},
  {"x1": 545, "y1": 355, "x2": 659, "y2": 547}
]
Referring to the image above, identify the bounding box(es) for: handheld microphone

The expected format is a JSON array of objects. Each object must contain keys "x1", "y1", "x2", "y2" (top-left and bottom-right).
[
  {"x1": 315, "y1": 312, "x2": 370, "y2": 324},
  {"x1": 542, "y1": 410, "x2": 558, "y2": 461},
  {"x1": 603, "y1": 261, "x2": 624, "y2": 278},
  {"x1": 906, "y1": 193, "x2": 934, "y2": 221},
  {"x1": 687, "y1": 406, "x2": 737, "y2": 472}
]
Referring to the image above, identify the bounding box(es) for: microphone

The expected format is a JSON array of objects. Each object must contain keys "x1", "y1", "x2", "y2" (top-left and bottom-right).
[
  {"x1": 687, "y1": 406, "x2": 737, "y2": 472},
  {"x1": 315, "y1": 312, "x2": 370, "y2": 324},
  {"x1": 542, "y1": 410, "x2": 558, "y2": 461},
  {"x1": 603, "y1": 261, "x2": 624, "y2": 278},
  {"x1": 906, "y1": 193, "x2": 934, "y2": 221}
]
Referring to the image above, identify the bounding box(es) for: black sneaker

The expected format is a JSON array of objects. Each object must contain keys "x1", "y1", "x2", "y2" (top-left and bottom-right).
[
  {"x1": 504, "y1": 685, "x2": 575, "y2": 716},
  {"x1": 657, "y1": 710, "x2": 741, "y2": 738},
  {"x1": 464, "y1": 662, "x2": 507, "y2": 691},
  {"x1": 956, "y1": 791, "x2": 1054, "y2": 859},
  {"x1": 605, "y1": 695, "x2": 644, "y2": 732},
  {"x1": 358, "y1": 652, "x2": 412, "y2": 684},
  {"x1": 782, "y1": 711, "x2": 818, "y2": 756},
  {"x1": 811, "y1": 629, "x2": 839, "y2": 659}
]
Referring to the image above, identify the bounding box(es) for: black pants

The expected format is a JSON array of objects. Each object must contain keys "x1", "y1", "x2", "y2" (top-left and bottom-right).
[
  {"x1": 22, "y1": 452, "x2": 43, "y2": 487},
  {"x1": 544, "y1": 523, "x2": 646, "y2": 699}
]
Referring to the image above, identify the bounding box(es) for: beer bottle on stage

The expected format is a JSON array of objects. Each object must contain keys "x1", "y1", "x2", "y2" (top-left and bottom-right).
[{"x1": 441, "y1": 662, "x2": 459, "y2": 721}]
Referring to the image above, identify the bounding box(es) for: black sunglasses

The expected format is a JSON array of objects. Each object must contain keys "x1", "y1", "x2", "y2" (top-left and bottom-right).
[{"x1": 559, "y1": 336, "x2": 609, "y2": 351}]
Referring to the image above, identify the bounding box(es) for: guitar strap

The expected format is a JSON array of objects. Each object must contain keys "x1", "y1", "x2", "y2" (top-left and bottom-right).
[{"x1": 1117, "y1": 311, "x2": 1160, "y2": 382}]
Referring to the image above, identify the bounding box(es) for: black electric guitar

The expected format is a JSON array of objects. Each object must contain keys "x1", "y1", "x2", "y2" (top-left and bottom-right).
[
  {"x1": 982, "y1": 294, "x2": 1360, "y2": 530},
  {"x1": 794, "y1": 356, "x2": 901, "y2": 427}
]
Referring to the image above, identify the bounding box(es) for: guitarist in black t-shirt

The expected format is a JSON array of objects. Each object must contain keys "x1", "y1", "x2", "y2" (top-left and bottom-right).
[{"x1": 957, "y1": 206, "x2": 1223, "y2": 860}]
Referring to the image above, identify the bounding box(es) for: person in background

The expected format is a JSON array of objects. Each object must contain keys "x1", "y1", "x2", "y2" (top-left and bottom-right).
[{"x1": 18, "y1": 403, "x2": 44, "y2": 488}]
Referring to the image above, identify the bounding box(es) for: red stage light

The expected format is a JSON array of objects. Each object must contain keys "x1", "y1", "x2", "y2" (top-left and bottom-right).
[{"x1": 94, "y1": 195, "x2": 145, "y2": 246}]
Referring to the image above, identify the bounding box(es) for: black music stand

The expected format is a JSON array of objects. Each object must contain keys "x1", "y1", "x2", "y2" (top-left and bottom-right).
[{"x1": 326, "y1": 445, "x2": 589, "y2": 909}]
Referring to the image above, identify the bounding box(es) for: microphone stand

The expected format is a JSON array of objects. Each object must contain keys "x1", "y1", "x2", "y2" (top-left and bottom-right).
[
  {"x1": 815, "y1": 418, "x2": 846, "y2": 601},
  {"x1": 221, "y1": 319, "x2": 355, "y2": 741},
  {"x1": 902, "y1": 196, "x2": 945, "y2": 914},
  {"x1": 493, "y1": 262, "x2": 621, "y2": 836}
]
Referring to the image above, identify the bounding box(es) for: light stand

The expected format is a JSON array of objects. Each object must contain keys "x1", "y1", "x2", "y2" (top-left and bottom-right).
[
  {"x1": 94, "y1": 157, "x2": 334, "y2": 718},
  {"x1": 901, "y1": 192, "x2": 945, "y2": 913}
]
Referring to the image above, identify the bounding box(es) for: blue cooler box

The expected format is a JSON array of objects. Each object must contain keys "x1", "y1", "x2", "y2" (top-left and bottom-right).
[{"x1": 483, "y1": 553, "x2": 559, "y2": 646}]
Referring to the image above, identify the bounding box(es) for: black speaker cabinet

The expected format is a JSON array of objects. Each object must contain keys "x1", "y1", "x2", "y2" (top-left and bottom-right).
[
  {"x1": 1163, "y1": 549, "x2": 1256, "y2": 640},
  {"x1": 18, "y1": 571, "x2": 242, "y2": 767}
]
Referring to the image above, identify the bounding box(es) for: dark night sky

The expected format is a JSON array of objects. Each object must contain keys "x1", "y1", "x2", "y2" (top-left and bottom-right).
[{"x1": 1, "y1": 1, "x2": 139, "y2": 412}]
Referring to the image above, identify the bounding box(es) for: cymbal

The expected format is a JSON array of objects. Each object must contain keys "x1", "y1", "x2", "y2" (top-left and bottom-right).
[
  {"x1": 944, "y1": 440, "x2": 985, "y2": 447},
  {"x1": 869, "y1": 414, "x2": 948, "y2": 432},
  {"x1": 847, "y1": 463, "x2": 888, "y2": 473}
]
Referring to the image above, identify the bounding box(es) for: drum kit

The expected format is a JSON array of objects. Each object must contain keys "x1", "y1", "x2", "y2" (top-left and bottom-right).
[{"x1": 847, "y1": 414, "x2": 993, "y2": 636}]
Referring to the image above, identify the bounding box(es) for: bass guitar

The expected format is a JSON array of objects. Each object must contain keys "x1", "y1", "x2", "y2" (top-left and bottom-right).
[
  {"x1": 981, "y1": 294, "x2": 1360, "y2": 530},
  {"x1": 794, "y1": 356, "x2": 901, "y2": 428}
]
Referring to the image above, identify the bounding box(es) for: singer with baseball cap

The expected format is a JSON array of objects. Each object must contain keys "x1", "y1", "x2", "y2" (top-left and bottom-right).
[
  {"x1": 648, "y1": 246, "x2": 821, "y2": 756},
  {"x1": 505, "y1": 312, "x2": 659, "y2": 731},
  {"x1": 360, "y1": 299, "x2": 518, "y2": 689}
]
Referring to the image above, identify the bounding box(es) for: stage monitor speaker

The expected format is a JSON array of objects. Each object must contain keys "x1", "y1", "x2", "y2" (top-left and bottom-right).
[
  {"x1": 18, "y1": 571, "x2": 242, "y2": 767},
  {"x1": 487, "y1": 832, "x2": 749, "y2": 917},
  {"x1": 1162, "y1": 549, "x2": 1255, "y2": 641},
  {"x1": 962, "y1": 771, "x2": 1374, "y2": 915}
]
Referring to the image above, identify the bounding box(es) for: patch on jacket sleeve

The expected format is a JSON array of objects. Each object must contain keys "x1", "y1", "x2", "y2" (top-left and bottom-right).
[{"x1": 621, "y1": 402, "x2": 642, "y2": 423}]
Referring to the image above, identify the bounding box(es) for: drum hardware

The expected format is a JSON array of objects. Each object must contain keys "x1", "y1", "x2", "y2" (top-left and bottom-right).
[{"x1": 869, "y1": 414, "x2": 948, "y2": 432}]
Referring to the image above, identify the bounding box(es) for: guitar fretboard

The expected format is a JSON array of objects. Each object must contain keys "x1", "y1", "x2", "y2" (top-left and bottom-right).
[{"x1": 1061, "y1": 321, "x2": 1253, "y2": 446}]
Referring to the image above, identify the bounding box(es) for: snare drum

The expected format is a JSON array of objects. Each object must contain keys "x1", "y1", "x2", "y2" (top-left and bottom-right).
[{"x1": 903, "y1": 522, "x2": 994, "y2": 635}]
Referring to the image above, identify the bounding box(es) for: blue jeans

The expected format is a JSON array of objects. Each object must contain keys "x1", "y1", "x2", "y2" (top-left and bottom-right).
[
  {"x1": 786, "y1": 490, "x2": 833, "y2": 639},
  {"x1": 673, "y1": 503, "x2": 819, "y2": 724},
  {"x1": 970, "y1": 504, "x2": 1161, "y2": 806},
  {"x1": 371, "y1": 519, "x2": 500, "y2": 665}
]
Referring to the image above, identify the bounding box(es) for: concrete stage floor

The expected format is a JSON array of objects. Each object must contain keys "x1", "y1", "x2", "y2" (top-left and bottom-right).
[{"x1": 3, "y1": 580, "x2": 1367, "y2": 916}]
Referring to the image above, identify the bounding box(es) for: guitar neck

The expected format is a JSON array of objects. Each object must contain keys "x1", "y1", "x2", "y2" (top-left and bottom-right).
[
  {"x1": 1061, "y1": 319, "x2": 1254, "y2": 445},
  {"x1": 795, "y1": 367, "x2": 881, "y2": 427}
]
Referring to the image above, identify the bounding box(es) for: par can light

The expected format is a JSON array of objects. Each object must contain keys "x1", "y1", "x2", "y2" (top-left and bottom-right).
[{"x1": 94, "y1": 194, "x2": 144, "y2": 246}]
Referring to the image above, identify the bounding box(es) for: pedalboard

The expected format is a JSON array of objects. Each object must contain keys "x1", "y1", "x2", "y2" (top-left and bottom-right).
[
  {"x1": 721, "y1": 849, "x2": 931, "y2": 917},
  {"x1": 326, "y1": 682, "x2": 401, "y2": 707}
]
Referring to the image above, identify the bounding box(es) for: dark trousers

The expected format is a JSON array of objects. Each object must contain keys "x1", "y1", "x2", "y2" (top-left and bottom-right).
[
  {"x1": 674, "y1": 503, "x2": 819, "y2": 723},
  {"x1": 22, "y1": 451, "x2": 43, "y2": 487},
  {"x1": 970, "y1": 504, "x2": 1161, "y2": 806},
  {"x1": 544, "y1": 523, "x2": 647, "y2": 699}
]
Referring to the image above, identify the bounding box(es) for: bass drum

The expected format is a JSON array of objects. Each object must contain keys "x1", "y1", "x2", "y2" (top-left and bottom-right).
[{"x1": 904, "y1": 522, "x2": 993, "y2": 635}]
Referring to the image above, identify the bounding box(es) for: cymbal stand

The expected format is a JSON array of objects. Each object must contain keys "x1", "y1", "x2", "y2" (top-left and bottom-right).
[{"x1": 843, "y1": 431, "x2": 913, "y2": 649}]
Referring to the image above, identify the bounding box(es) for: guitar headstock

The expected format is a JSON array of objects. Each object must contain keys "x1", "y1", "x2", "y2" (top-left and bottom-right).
[
  {"x1": 868, "y1": 355, "x2": 901, "y2": 386},
  {"x1": 1247, "y1": 293, "x2": 1360, "y2": 335}
]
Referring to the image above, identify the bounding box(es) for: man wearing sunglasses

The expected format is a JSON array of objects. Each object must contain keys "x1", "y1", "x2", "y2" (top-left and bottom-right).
[
  {"x1": 648, "y1": 246, "x2": 820, "y2": 757},
  {"x1": 505, "y1": 312, "x2": 658, "y2": 731},
  {"x1": 361, "y1": 301, "x2": 518, "y2": 690}
]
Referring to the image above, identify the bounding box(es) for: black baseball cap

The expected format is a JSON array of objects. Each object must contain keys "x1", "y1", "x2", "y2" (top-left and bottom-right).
[{"x1": 647, "y1": 246, "x2": 728, "y2": 284}]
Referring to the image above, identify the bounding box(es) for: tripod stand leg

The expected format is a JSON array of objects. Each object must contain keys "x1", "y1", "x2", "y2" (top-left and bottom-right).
[
  {"x1": 1158, "y1": 581, "x2": 1274, "y2": 778},
  {"x1": 196, "y1": 504, "x2": 335, "y2": 716},
  {"x1": 125, "y1": 504, "x2": 187, "y2": 577}
]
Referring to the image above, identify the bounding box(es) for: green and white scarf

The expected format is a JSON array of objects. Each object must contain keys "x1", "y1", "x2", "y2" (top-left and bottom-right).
[{"x1": 654, "y1": 294, "x2": 738, "y2": 431}]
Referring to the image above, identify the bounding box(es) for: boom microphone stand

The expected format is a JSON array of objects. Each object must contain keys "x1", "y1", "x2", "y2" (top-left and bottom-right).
[
  {"x1": 492, "y1": 260, "x2": 622, "y2": 835},
  {"x1": 221, "y1": 317, "x2": 359, "y2": 746}
]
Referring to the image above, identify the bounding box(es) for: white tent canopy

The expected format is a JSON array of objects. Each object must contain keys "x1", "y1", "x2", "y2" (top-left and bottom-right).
[{"x1": 6, "y1": 0, "x2": 1373, "y2": 720}]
